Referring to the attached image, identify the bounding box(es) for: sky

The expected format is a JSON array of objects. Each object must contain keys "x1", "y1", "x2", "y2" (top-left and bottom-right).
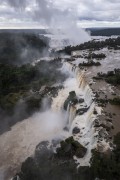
[{"x1": 0, "y1": 0, "x2": 120, "y2": 29}]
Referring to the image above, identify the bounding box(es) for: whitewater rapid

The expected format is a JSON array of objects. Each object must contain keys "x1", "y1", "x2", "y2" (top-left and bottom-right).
[{"x1": 52, "y1": 61, "x2": 105, "y2": 166}]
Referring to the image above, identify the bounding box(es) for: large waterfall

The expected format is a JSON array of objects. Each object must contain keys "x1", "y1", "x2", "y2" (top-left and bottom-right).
[
  {"x1": 52, "y1": 60, "x2": 111, "y2": 166},
  {"x1": 0, "y1": 57, "x2": 112, "y2": 180}
]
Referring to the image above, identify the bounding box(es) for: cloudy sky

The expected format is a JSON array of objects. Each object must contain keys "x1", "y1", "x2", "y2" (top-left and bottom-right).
[{"x1": 0, "y1": 0, "x2": 120, "y2": 29}]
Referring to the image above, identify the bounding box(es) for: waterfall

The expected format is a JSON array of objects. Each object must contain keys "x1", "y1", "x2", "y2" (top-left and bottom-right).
[
  {"x1": 56, "y1": 61, "x2": 94, "y2": 126},
  {"x1": 84, "y1": 85, "x2": 93, "y2": 106},
  {"x1": 51, "y1": 60, "x2": 111, "y2": 166},
  {"x1": 75, "y1": 67, "x2": 86, "y2": 89},
  {"x1": 68, "y1": 105, "x2": 76, "y2": 128}
]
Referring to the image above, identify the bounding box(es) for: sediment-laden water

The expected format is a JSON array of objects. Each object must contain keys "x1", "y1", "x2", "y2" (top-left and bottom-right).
[{"x1": 0, "y1": 36, "x2": 120, "y2": 180}]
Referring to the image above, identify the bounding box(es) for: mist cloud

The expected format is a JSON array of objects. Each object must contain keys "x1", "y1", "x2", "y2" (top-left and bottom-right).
[
  {"x1": 0, "y1": 0, "x2": 91, "y2": 45},
  {"x1": 0, "y1": 0, "x2": 120, "y2": 28},
  {"x1": 6, "y1": 0, "x2": 27, "y2": 9},
  {"x1": 0, "y1": 0, "x2": 90, "y2": 45}
]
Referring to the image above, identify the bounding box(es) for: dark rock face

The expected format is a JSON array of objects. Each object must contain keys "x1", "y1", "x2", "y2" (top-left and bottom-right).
[
  {"x1": 56, "y1": 137, "x2": 87, "y2": 159},
  {"x1": 64, "y1": 91, "x2": 78, "y2": 110},
  {"x1": 93, "y1": 109, "x2": 98, "y2": 115},
  {"x1": 34, "y1": 141, "x2": 55, "y2": 166},
  {"x1": 13, "y1": 139, "x2": 90, "y2": 180},
  {"x1": 20, "y1": 157, "x2": 42, "y2": 180},
  {"x1": 72, "y1": 127, "x2": 80, "y2": 134},
  {"x1": 79, "y1": 98, "x2": 84, "y2": 103},
  {"x1": 76, "y1": 107, "x2": 89, "y2": 115},
  {"x1": 17, "y1": 156, "x2": 90, "y2": 180}
]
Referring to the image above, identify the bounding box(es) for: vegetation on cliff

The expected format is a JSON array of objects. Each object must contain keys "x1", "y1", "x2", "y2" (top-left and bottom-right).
[
  {"x1": 90, "y1": 132, "x2": 120, "y2": 180},
  {"x1": 109, "y1": 97, "x2": 120, "y2": 106},
  {"x1": 0, "y1": 58, "x2": 67, "y2": 134},
  {"x1": 64, "y1": 91, "x2": 78, "y2": 110},
  {"x1": 13, "y1": 132, "x2": 120, "y2": 180},
  {"x1": 94, "y1": 69, "x2": 120, "y2": 86},
  {"x1": 56, "y1": 136, "x2": 87, "y2": 159},
  {"x1": 84, "y1": 52, "x2": 106, "y2": 60},
  {"x1": 58, "y1": 37, "x2": 120, "y2": 55},
  {"x1": 79, "y1": 60, "x2": 101, "y2": 67},
  {"x1": 0, "y1": 32, "x2": 49, "y2": 65}
]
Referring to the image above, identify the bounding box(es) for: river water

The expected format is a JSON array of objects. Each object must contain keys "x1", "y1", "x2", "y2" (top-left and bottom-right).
[{"x1": 0, "y1": 36, "x2": 120, "y2": 180}]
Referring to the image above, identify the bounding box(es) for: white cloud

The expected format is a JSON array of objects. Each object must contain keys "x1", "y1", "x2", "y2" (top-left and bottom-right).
[{"x1": 0, "y1": 0, "x2": 120, "y2": 28}]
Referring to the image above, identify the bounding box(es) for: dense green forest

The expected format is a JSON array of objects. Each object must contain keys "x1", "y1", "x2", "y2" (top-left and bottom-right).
[
  {"x1": 94, "y1": 69, "x2": 120, "y2": 86},
  {"x1": 87, "y1": 28, "x2": 120, "y2": 36},
  {"x1": 0, "y1": 32, "x2": 49, "y2": 65},
  {"x1": 0, "y1": 58, "x2": 66, "y2": 133},
  {"x1": 59, "y1": 37, "x2": 120, "y2": 55}
]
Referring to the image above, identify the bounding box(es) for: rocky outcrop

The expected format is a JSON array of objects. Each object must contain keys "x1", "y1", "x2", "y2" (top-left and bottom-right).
[
  {"x1": 56, "y1": 137, "x2": 87, "y2": 158},
  {"x1": 76, "y1": 107, "x2": 89, "y2": 115},
  {"x1": 72, "y1": 127, "x2": 80, "y2": 134},
  {"x1": 79, "y1": 98, "x2": 84, "y2": 103},
  {"x1": 64, "y1": 91, "x2": 78, "y2": 110},
  {"x1": 13, "y1": 139, "x2": 88, "y2": 180}
]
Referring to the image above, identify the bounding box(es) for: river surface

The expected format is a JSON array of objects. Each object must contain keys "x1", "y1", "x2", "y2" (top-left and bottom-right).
[{"x1": 0, "y1": 36, "x2": 120, "y2": 180}]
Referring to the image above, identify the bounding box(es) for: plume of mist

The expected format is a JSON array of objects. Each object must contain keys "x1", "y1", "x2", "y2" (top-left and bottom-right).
[
  {"x1": 35, "y1": 0, "x2": 91, "y2": 46},
  {"x1": 49, "y1": 10, "x2": 90, "y2": 47},
  {"x1": 2, "y1": 0, "x2": 91, "y2": 47},
  {"x1": 32, "y1": 97, "x2": 67, "y2": 133},
  {"x1": 0, "y1": 109, "x2": 67, "y2": 179},
  {"x1": 0, "y1": 98, "x2": 67, "y2": 179},
  {"x1": 7, "y1": 0, "x2": 27, "y2": 9}
]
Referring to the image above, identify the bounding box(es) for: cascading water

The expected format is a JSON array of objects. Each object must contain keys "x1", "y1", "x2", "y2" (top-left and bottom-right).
[
  {"x1": 68, "y1": 104, "x2": 76, "y2": 128},
  {"x1": 51, "y1": 60, "x2": 111, "y2": 166}
]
